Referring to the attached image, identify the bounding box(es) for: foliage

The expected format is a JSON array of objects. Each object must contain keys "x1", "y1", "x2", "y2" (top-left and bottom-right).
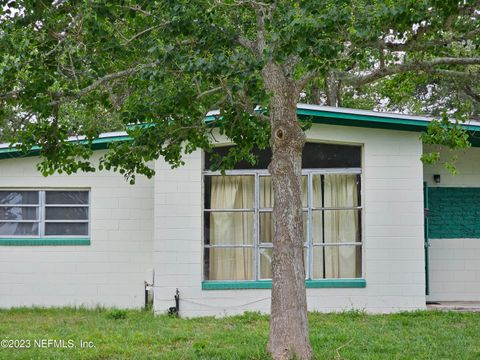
[
  {"x1": 0, "y1": 307, "x2": 479, "y2": 359},
  {"x1": 421, "y1": 113, "x2": 471, "y2": 174},
  {"x1": 0, "y1": 1, "x2": 479, "y2": 180}
]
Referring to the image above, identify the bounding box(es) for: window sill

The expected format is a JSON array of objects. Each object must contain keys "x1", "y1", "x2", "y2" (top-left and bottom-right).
[
  {"x1": 202, "y1": 279, "x2": 366, "y2": 290},
  {"x1": 0, "y1": 238, "x2": 91, "y2": 246}
]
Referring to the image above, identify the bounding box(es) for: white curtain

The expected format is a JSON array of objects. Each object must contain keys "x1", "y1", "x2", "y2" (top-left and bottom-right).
[
  {"x1": 322, "y1": 174, "x2": 359, "y2": 278},
  {"x1": 209, "y1": 176, "x2": 254, "y2": 280}
]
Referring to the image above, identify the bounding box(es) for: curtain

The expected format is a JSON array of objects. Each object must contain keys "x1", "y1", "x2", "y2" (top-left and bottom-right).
[
  {"x1": 311, "y1": 176, "x2": 323, "y2": 278},
  {"x1": 322, "y1": 174, "x2": 359, "y2": 278},
  {"x1": 209, "y1": 176, "x2": 254, "y2": 280}
]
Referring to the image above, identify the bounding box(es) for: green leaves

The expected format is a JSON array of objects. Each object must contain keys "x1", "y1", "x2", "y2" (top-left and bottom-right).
[
  {"x1": 0, "y1": 0, "x2": 478, "y2": 181},
  {"x1": 421, "y1": 113, "x2": 471, "y2": 174}
]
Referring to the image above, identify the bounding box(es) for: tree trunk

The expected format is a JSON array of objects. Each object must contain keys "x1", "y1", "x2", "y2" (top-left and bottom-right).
[
  {"x1": 262, "y1": 62, "x2": 312, "y2": 360},
  {"x1": 325, "y1": 72, "x2": 341, "y2": 107}
]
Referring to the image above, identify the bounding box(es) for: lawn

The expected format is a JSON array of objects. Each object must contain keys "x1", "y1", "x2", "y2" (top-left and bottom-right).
[{"x1": 0, "y1": 308, "x2": 479, "y2": 359}]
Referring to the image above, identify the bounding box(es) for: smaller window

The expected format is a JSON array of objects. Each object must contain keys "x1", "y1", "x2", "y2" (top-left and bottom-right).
[{"x1": 0, "y1": 190, "x2": 89, "y2": 238}]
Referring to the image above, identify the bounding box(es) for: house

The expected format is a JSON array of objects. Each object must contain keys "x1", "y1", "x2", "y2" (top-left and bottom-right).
[{"x1": 1, "y1": 104, "x2": 479, "y2": 316}]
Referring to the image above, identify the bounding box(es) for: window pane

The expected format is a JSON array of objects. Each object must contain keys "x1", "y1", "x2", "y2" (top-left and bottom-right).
[
  {"x1": 205, "y1": 212, "x2": 253, "y2": 245},
  {"x1": 0, "y1": 191, "x2": 38, "y2": 205},
  {"x1": 45, "y1": 207, "x2": 88, "y2": 220},
  {"x1": 260, "y1": 176, "x2": 307, "y2": 208},
  {"x1": 312, "y1": 174, "x2": 360, "y2": 207},
  {"x1": 204, "y1": 176, "x2": 254, "y2": 209},
  {"x1": 204, "y1": 247, "x2": 253, "y2": 280},
  {"x1": 45, "y1": 222, "x2": 88, "y2": 236},
  {"x1": 311, "y1": 210, "x2": 323, "y2": 243},
  {"x1": 259, "y1": 248, "x2": 272, "y2": 279},
  {"x1": 260, "y1": 177, "x2": 274, "y2": 209},
  {"x1": 204, "y1": 143, "x2": 361, "y2": 170},
  {"x1": 259, "y1": 212, "x2": 273, "y2": 243},
  {"x1": 312, "y1": 210, "x2": 360, "y2": 244},
  {"x1": 45, "y1": 191, "x2": 89, "y2": 205},
  {"x1": 302, "y1": 143, "x2": 361, "y2": 168},
  {"x1": 312, "y1": 174, "x2": 359, "y2": 208},
  {"x1": 260, "y1": 247, "x2": 307, "y2": 280},
  {"x1": 0, "y1": 207, "x2": 38, "y2": 221},
  {"x1": 313, "y1": 245, "x2": 362, "y2": 279},
  {"x1": 260, "y1": 211, "x2": 307, "y2": 244},
  {"x1": 0, "y1": 222, "x2": 38, "y2": 236}
]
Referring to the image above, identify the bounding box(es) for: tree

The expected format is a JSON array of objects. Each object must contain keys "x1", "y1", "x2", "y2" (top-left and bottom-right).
[{"x1": 0, "y1": 1, "x2": 479, "y2": 358}]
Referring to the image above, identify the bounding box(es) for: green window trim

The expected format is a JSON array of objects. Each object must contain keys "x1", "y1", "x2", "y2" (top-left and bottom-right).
[
  {"x1": 202, "y1": 279, "x2": 366, "y2": 290},
  {"x1": 0, "y1": 238, "x2": 90, "y2": 246}
]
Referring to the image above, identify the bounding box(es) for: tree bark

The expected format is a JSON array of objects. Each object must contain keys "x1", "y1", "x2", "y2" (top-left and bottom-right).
[
  {"x1": 325, "y1": 72, "x2": 340, "y2": 107},
  {"x1": 262, "y1": 62, "x2": 312, "y2": 360}
]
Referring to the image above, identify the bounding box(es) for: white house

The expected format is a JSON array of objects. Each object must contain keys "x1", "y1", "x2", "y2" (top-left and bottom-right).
[{"x1": 1, "y1": 104, "x2": 479, "y2": 316}]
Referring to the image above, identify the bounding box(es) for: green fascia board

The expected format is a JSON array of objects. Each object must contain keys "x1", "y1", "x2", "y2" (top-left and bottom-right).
[
  {"x1": 0, "y1": 238, "x2": 90, "y2": 246},
  {"x1": 202, "y1": 279, "x2": 366, "y2": 290},
  {"x1": 297, "y1": 109, "x2": 429, "y2": 132},
  {"x1": 298, "y1": 108, "x2": 480, "y2": 134},
  {"x1": 0, "y1": 135, "x2": 132, "y2": 160}
]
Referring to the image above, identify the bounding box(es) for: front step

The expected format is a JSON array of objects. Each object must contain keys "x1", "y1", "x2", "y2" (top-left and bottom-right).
[{"x1": 427, "y1": 301, "x2": 480, "y2": 312}]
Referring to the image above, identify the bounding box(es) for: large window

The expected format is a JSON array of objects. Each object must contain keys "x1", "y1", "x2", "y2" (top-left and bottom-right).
[
  {"x1": 0, "y1": 190, "x2": 90, "y2": 238},
  {"x1": 203, "y1": 143, "x2": 362, "y2": 281}
]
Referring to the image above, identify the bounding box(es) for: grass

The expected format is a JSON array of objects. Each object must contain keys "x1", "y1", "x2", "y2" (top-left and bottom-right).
[{"x1": 0, "y1": 308, "x2": 479, "y2": 359}]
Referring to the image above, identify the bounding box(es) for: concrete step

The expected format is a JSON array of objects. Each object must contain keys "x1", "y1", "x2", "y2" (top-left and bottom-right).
[{"x1": 427, "y1": 301, "x2": 480, "y2": 312}]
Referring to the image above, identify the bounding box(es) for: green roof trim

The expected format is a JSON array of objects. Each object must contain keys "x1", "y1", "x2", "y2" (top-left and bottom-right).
[
  {"x1": 202, "y1": 278, "x2": 366, "y2": 290},
  {"x1": 0, "y1": 135, "x2": 132, "y2": 160},
  {"x1": 0, "y1": 238, "x2": 91, "y2": 246},
  {"x1": 298, "y1": 108, "x2": 480, "y2": 133},
  {"x1": 2, "y1": 106, "x2": 480, "y2": 160}
]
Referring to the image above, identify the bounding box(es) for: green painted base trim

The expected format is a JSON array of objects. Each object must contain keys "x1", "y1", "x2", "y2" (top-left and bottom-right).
[
  {"x1": 0, "y1": 238, "x2": 90, "y2": 246},
  {"x1": 202, "y1": 279, "x2": 366, "y2": 290},
  {"x1": 306, "y1": 279, "x2": 366, "y2": 288}
]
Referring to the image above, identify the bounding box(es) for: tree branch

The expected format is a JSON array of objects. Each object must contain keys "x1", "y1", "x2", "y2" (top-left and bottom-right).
[
  {"x1": 232, "y1": 0, "x2": 275, "y2": 56},
  {"x1": 464, "y1": 85, "x2": 480, "y2": 103},
  {"x1": 117, "y1": 5, "x2": 152, "y2": 17},
  {"x1": 428, "y1": 69, "x2": 480, "y2": 80},
  {"x1": 196, "y1": 86, "x2": 223, "y2": 100},
  {"x1": 340, "y1": 57, "x2": 480, "y2": 87},
  {"x1": 122, "y1": 23, "x2": 169, "y2": 46},
  {"x1": 50, "y1": 62, "x2": 159, "y2": 106},
  {"x1": 296, "y1": 71, "x2": 318, "y2": 90},
  {"x1": 236, "y1": 35, "x2": 258, "y2": 53},
  {"x1": 382, "y1": 28, "x2": 480, "y2": 52}
]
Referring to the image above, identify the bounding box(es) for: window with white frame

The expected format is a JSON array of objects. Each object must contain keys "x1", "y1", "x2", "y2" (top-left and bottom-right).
[
  {"x1": 203, "y1": 143, "x2": 362, "y2": 281},
  {"x1": 0, "y1": 190, "x2": 90, "y2": 238}
]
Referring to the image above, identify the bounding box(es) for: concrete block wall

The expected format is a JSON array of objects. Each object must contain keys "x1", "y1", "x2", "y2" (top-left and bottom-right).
[
  {"x1": 153, "y1": 124, "x2": 426, "y2": 317},
  {"x1": 0, "y1": 151, "x2": 154, "y2": 308},
  {"x1": 428, "y1": 239, "x2": 480, "y2": 301},
  {"x1": 424, "y1": 145, "x2": 480, "y2": 301}
]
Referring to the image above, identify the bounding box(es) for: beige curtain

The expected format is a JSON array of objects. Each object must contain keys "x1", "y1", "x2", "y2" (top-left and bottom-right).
[
  {"x1": 209, "y1": 176, "x2": 254, "y2": 280},
  {"x1": 323, "y1": 174, "x2": 359, "y2": 278},
  {"x1": 311, "y1": 176, "x2": 323, "y2": 278}
]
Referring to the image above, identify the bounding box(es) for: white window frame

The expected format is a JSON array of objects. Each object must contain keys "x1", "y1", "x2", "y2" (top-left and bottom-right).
[
  {"x1": 0, "y1": 189, "x2": 90, "y2": 238},
  {"x1": 203, "y1": 168, "x2": 363, "y2": 281}
]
